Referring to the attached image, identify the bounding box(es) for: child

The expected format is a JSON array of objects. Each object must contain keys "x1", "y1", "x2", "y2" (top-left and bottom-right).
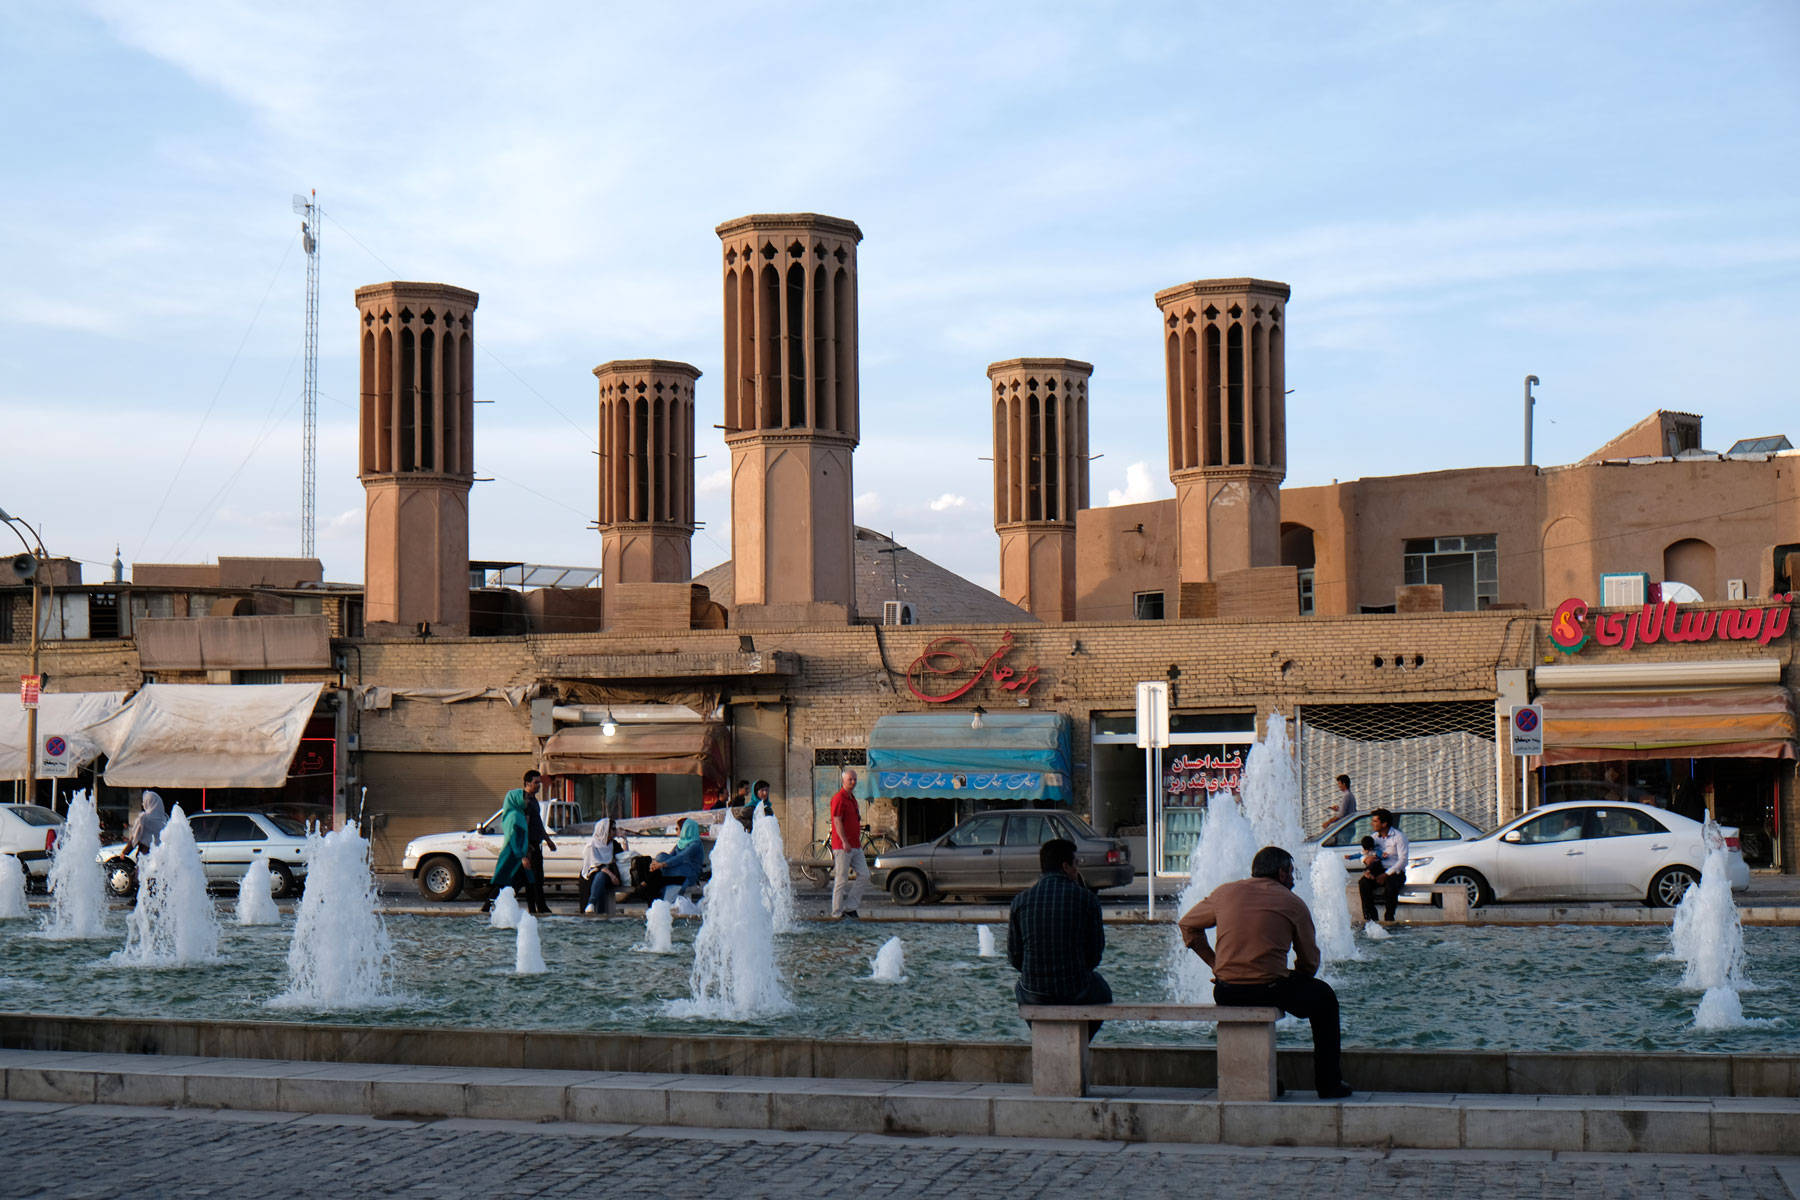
[{"x1": 1358, "y1": 835, "x2": 1384, "y2": 880}]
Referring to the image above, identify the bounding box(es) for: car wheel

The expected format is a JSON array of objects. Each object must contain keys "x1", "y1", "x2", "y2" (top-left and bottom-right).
[
  {"x1": 1436, "y1": 868, "x2": 1492, "y2": 909},
  {"x1": 417, "y1": 855, "x2": 465, "y2": 902},
  {"x1": 1648, "y1": 865, "x2": 1699, "y2": 908},
  {"x1": 102, "y1": 856, "x2": 138, "y2": 898},
  {"x1": 266, "y1": 860, "x2": 298, "y2": 900},
  {"x1": 888, "y1": 870, "x2": 928, "y2": 906}
]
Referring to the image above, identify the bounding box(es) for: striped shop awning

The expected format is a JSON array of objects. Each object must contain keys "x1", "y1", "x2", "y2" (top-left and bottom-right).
[{"x1": 1537, "y1": 685, "x2": 1797, "y2": 764}]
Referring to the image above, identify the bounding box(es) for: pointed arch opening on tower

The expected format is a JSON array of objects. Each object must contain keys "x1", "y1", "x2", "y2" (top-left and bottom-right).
[
  {"x1": 785, "y1": 262, "x2": 806, "y2": 427},
  {"x1": 1203, "y1": 325, "x2": 1222, "y2": 467},
  {"x1": 360, "y1": 330, "x2": 377, "y2": 474},
  {"x1": 760, "y1": 264, "x2": 781, "y2": 429}
]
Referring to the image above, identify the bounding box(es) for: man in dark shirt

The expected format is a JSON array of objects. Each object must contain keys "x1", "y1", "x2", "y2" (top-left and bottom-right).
[
  {"x1": 1009, "y1": 838, "x2": 1110, "y2": 1041},
  {"x1": 522, "y1": 771, "x2": 557, "y2": 916}
]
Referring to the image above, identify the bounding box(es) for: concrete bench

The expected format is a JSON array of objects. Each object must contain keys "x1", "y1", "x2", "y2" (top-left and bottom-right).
[
  {"x1": 1345, "y1": 880, "x2": 1470, "y2": 922},
  {"x1": 1017, "y1": 1004, "x2": 1283, "y2": 1101}
]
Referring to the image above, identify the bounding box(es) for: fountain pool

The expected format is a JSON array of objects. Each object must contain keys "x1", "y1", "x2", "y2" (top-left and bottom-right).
[{"x1": 1, "y1": 913, "x2": 1794, "y2": 1052}]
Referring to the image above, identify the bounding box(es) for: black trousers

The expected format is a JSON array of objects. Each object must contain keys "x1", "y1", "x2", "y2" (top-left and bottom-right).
[
  {"x1": 1213, "y1": 975, "x2": 1343, "y2": 1095},
  {"x1": 525, "y1": 848, "x2": 550, "y2": 914},
  {"x1": 1359, "y1": 870, "x2": 1406, "y2": 921},
  {"x1": 1017, "y1": 972, "x2": 1113, "y2": 1042}
]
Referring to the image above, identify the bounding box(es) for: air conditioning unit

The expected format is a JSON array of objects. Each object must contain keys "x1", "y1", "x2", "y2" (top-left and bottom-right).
[
  {"x1": 1600, "y1": 572, "x2": 1649, "y2": 607},
  {"x1": 1727, "y1": 579, "x2": 1748, "y2": 601},
  {"x1": 882, "y1": 600, "x2": 916, "y2": 626}
]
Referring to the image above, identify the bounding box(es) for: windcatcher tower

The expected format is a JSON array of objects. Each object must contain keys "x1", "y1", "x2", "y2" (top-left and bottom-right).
[
  {"x1": 1155, "y1": 278, "x2": 1288, "y2": 589},
  {"x1": 988, "y1": 358, "x2": 1090, "y2": 622},
  {"x1": 716, "y1": 213, "x2": 862, "y2": 626},
  {"x1": 356, "y1": 282, "x2": 477, "y2": 636},
  {"x1": 595, "y1": 360, "x2": 700, "y2": 587}
]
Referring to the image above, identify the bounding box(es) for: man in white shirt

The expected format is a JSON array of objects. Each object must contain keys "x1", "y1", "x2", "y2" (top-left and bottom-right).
[{"x1": 1357, "y1": 807, "x2": 1410, "y2": 923}]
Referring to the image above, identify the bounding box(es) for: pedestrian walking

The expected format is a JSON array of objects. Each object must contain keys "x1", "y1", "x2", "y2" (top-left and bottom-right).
[
  {"x1": 481, "y1": 775, "x2": 537, "y2": 914},
  {"x1": 1322, "y1": 774, "x2": 1357, "y2": 830},
  {"x1": 829, "y1": 769, "x2": 865, "y2": 919},
  {"x1": 524, "y1": 772, "x2": 557, "y2": 915}
]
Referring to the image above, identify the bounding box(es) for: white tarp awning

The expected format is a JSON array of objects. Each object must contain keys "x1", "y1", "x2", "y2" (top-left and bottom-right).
[
  {"x1": 89, "y1": 683, "x2": 325, "y2": 789},
  {"x1": 0, "y1": 692, "x2": 127, "y2": 780}
]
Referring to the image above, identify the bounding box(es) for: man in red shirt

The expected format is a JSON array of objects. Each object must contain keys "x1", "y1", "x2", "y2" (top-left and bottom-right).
[{"x1": 829, "y1": 768, "x2": 865, "y2": 919}]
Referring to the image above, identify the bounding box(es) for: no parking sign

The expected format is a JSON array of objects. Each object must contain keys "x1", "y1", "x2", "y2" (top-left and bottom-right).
[
  {"x1": 40, "y1": 734, "x2": 73, "y2": 778},
  {"x1": 1509, "y1": 704, "x2": 1543, "y2": 757}
]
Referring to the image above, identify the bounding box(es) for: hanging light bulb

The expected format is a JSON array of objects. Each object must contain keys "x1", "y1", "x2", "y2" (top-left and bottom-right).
[
  {"x1": 601, "y1": 708, "x2": 618, "y2": 737},
  {"x1": 970, "y1": 706, "x2": 986, "y2": 731}
]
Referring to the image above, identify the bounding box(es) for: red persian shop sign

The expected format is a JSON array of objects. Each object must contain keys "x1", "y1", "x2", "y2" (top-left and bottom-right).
[
  {"x1": 1548, "y1": 594, "x2": 1794, "y2": 655},
  {"x1": 905, "y1": 630, "x2": 1043, "y2": 702}
]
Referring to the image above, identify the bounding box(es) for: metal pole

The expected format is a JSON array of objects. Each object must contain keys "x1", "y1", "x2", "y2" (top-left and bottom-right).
[
  {"x1": 1143, "y1": 746, "x2": 1155, "y2": 920},
  {"x1": 1523, "y1": 375, "x2": 1540, "y2": 466},
  {"x1": 25, "y1": 578, "x2": 39, "y2": 806}
]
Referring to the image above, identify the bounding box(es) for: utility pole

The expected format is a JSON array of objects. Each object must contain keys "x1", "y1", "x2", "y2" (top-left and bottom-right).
[
  {"x1": 2, "y1": 509, "x2": 46, "y2": 806},
  {"x1": 295, "y1": 191, "x2": 321, "y2": 558}
]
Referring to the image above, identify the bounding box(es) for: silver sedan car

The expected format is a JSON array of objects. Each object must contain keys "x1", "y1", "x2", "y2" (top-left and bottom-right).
[{"x1": 871, "y1": 809, "x2": 1133, "y2": 905}]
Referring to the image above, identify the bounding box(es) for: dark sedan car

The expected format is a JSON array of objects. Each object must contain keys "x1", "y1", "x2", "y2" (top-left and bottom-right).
[{"x1": 870, "y1": 808, "x2": 1133, "y2": 905}]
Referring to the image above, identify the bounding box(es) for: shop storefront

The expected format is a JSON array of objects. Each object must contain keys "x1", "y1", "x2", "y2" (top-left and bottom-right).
[
  {"x1": 1536, "y1": 590, "x2": 1797, "y2": 869},
  {"x1": 866, "y1": 712, "x2": 1072, "y2": 846},
  {"x1": 1090, "y1": 711, "x2": 1257, "y2": 875},
  {"x1": 540, "y1": 711, "x2": 731, "y2": 818}
]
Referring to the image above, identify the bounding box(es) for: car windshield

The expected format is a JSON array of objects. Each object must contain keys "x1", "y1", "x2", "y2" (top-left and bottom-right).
[
  {"x1": 4, "y1": 805, "x2": 61, "y2": 827},
  {"x1": 265, "y1": 814, "x2": 309, "y2": 837}
]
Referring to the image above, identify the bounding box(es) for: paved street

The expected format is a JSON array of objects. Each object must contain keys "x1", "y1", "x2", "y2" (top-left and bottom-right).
[{"x1": 0, "y1": 1102, "x2": 1792, "y2": 1200}]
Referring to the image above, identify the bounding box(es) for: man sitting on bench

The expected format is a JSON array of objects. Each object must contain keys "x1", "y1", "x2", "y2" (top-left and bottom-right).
[
  {"x1": 1178, "y1": 845, "x2": 1353, "y2": 1099},
  {"x1": 1010, "y1": 838, "x2": 1110, "y2": 1042}
]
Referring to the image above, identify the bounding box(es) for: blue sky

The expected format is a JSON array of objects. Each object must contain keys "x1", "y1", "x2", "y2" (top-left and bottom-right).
[{"x1": 2, "y1": 1, "x2": 1796, "y2": 592}]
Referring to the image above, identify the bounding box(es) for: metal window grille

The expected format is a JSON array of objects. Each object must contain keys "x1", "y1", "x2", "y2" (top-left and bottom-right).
[
  {"x1": 1298, "y1": 701, "x2": 1498, "y2": 831},
  {"x1": 813, "y1": 748, "x2": 867, "y2": 767}
]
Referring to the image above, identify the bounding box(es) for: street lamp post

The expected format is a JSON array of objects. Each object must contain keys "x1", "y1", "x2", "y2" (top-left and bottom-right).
[{"x1": 0, "y1": 509, "x2": 46, "y2": 806}]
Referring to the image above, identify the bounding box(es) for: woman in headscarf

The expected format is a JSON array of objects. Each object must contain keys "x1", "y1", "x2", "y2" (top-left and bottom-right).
[
  {"x1": 582, "y1": 817, "x2": 627, "y2": 916},
  {"x1": 648, "y1": 819, "x2": 704, "y2": 903},
  {"x1": 481, "y1": 778, "x2": 535, "y2": 914},
  {"x1": 124, "y1": 791, "x2": 168, "y2": 856}
]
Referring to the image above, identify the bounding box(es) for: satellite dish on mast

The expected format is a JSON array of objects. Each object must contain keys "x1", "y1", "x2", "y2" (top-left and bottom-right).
[{"x1": 292, "y1": 193, "x2": 309, "y2": 215}]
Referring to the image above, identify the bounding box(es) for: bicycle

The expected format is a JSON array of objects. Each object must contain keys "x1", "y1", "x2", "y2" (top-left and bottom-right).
[{"x1": 798, "y1": 829, "x2": 899, "y2": 886}]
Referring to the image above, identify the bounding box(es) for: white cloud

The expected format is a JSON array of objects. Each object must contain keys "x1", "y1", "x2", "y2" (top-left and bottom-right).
[
  {"x1": 928, "y1": 493, "x2": 967, "y2": 512},
  {"x1": 855, "y1": 491, "x2": 883, "y2": 516},
  {"x1": 697, "y1": 468, "x2": 730, "y2": 495},
  {"x1": 1105, "y1": 462, "x2": 1166, "y2": 507}
]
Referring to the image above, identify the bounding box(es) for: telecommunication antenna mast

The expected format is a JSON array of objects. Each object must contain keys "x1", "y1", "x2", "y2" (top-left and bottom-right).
[{"x1": 294, "y1": 190, "x2": 320, "y2": 558}]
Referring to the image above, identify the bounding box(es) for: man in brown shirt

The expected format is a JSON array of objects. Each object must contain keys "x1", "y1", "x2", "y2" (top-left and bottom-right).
[{"x1": 1178, "y1": 845, "x2": 1351, "y2": 1099}]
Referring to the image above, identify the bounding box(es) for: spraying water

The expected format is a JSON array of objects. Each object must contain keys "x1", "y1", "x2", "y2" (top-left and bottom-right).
[
  {"x1": 870, "y1": 936, "x2": 906, "y2": 982},
  {"x1": 1167, "y1": 792, "x2": 1258, "y2": 1003},
  {"x1": 977, "y1": 926, "x2": 998, "y2": 957},
  {"x1": 1668, "y1": 818, "x2": 1751, "y2": 1029},
  {"x1": 636, "y1": 898, "x2": 675, "y2": 953},
  {"x1": 235, "y1": 860, "x2": 281, "y2": 926},
  {"x1": 1362, "y1": 920, "x2": 1391, "y2": 940},
  {"x1": 44, "y1": 793, "x2": 107, "y2": 939},
  {"x1": 489, "y1": 887, "x2": 522, "y2": 930},
  {"x1": 1308, "y1": 851, "x2": 1360, "y2": 963},
  {"x1": 666, "y1": 817, "x2": 791, "y2": 1019},
  {"x1": 752, "y1": 808, "x2": 797, "y2": 933},
  {"x1": 515, "y1": 912, "x2": 548, "y2": 974},
  {"x1": 112, "y1": 806, "x2": 219, "y2": 967},
  {"x1": 0, "y1": 855, "x2": 27, "y2": 920},
  {"x1": 270, "y1": 825, "x2": 394, "y2": 1009}
]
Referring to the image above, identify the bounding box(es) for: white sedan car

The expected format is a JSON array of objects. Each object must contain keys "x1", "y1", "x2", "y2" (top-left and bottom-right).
[
  {"x1": 1409, "y1": 801, "x2": 1749, "y2": 909},
  {"x1": 100, "y1": 810, "x2": 311, "y2": 899},
  {"x1": 1310, "y1": 807, "x2": 1485, "y2": 886},
  {"x1": 401, "y1": 802, "x2": 693, "y2": 901},
  {"x1": 0, "y1": 803, "x2": 65, "y2": 883}
]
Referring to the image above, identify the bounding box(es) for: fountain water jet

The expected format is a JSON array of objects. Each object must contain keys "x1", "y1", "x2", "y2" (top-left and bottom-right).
[
  {"x1": 871, "y1": 936, "x2": 906, "y2": 981},
  {"x1": 1362, "y1": 920, "x2": 1391, "y2": 940},
  {"x1": 270, "y1": 825, "x2": 394, "y2": 1008},
  {"x1": 515, "y1": 913, "x2": 547, "y2": 974},
  {"x1": 666, "y1": 817, "x2": 791, "y2": 1019},
  {"x1": 977, "y1": 926, "x2": 998, "y2": 957},
  {"x1": 1308, "y1": 850, "x2": 1360, "y2": 963},
  {"x1": 112, "y1": 806, "x2": 219, "y2": 966},
  {"x1": 1167, "y1": 792, "x2": 1258, "y2": 1003},
  {"x1": 752, "y1": 808, "x2": 797, "y2": 933},
  {"x1": 0, "y1": 854, "x2": 27, "y2": 920},
  {"x1": 489, "y1": 887, "x2": 522, "y2": 930},
  {"x1": 235, "y1": 860, "x2": 280, "y2": 926},
  {"x1": 44, "y1": 794, "x2": 107, "y2": 939},
  {"x1": 1669, "y1": 818, "x2": 1752, "y2": 1029},
  {"x1": 636, "y1": 899, "x2": 675, "y2": 953}
]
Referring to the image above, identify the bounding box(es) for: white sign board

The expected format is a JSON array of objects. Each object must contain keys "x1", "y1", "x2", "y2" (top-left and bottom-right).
[
  {"x1": 39, "y1": 734, "x2": 74, "y2": 778},
  {"x1": 1135, "y1": 681, "x2": 1170, "y2": 750},
  {"x1": 1509, "y1": 705, "x2": 1543, "y2": 757}
]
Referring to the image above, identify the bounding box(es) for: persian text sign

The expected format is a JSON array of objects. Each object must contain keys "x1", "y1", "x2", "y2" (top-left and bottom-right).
[
  {"x1": 905, "y1": 630, "x2": 1042, "y2": 702},
  {"x1": 1549, "y1": 594, "x2": 1793, "y2": 655},
  {"x1": 878, "y1": 770, "x2": 1043, "y2": 792},
  {"x1": 19, "y1": 675, "x2": 39, "y2": 710},
  {"x1": 1162, "y1": 749, "x2": 1247, "y2": 805}
]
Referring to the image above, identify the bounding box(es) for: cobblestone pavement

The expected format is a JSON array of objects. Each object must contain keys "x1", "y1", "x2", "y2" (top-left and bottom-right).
[{"x1": 0, "y1": 1102, "x2": 1792, "y2": 1200}]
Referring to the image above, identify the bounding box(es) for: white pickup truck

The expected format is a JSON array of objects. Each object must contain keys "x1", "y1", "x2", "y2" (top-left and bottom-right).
[{"x1": 401, "y1": 802, "x2": 708, "y2": 901}]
